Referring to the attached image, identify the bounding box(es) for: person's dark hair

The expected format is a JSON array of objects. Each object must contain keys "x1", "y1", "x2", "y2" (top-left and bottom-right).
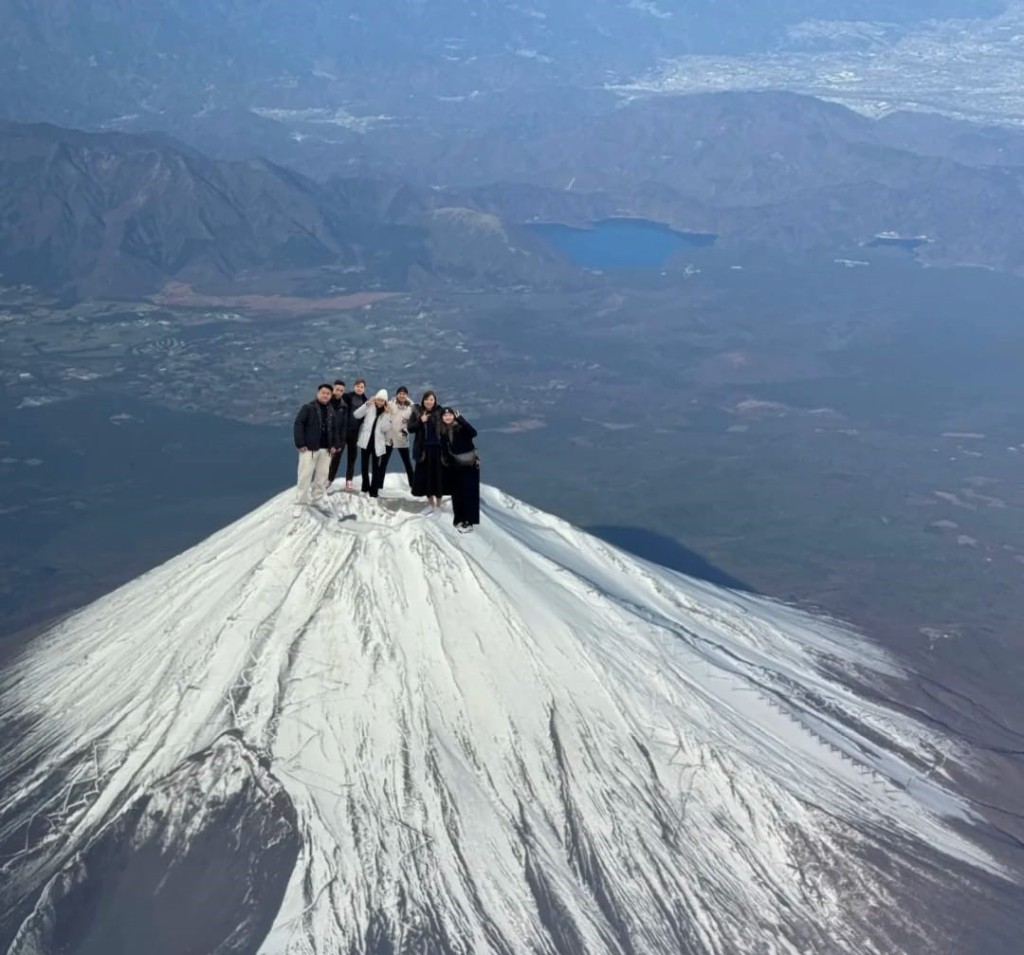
[
  {"x1": 334, "y1": 379, "x2": 345, "y2": 388},
  {"x1": 420, "y1": 390, "x2": 437, "y2": 408},
  {"x1": 354, "y1": 378, "x2": 366, "y2": 386},
  {"x1": 317, "y1": 383, "x2": 333, "y2": 392},
  {"x1": 396, "y1": 385, "x2": 409, "y2": 395},
  {"x1": 439, "y1": 407, "x2": 460, "y2": 435}
]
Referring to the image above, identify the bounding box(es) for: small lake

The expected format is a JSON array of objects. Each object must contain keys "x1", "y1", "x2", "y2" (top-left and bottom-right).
[{"x1": 526, "y1": 218, "x2": 716, "y2": 269}]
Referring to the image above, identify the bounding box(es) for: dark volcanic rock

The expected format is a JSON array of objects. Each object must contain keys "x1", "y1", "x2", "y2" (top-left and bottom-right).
[{"x1": 7, "y1": 733, "x2": 299, "y2": 955}]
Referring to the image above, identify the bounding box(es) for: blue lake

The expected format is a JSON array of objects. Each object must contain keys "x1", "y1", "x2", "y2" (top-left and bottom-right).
[{"x1": 526, "y1": 218, "x2": 717, "y2": 269}]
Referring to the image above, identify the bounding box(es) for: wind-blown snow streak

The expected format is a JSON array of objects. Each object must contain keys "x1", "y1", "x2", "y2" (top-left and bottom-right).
[{"x1": 0, "y1": 482, "x2": 1008, "y2": 953}]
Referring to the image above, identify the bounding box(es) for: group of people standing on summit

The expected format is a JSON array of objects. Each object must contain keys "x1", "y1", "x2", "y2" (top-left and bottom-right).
[{"x1": 293, "y1": 379, "x2": 481, "y2": 532}]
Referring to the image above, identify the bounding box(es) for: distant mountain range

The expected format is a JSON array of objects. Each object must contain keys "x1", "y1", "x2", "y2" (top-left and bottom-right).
[
  {"x1": 428, "y1": 91, "x2": 1024, "y2": 273},
  {"x1": 0, "y1": 121, "x2": 571, "y2": 297},
  {"x1": 6, "y1": 90, "x2": 1024, "y2": 297},
  {"x1": 0, "y1": 121, "x2": 406, "y2": 296},
  {"x1": 0, "y1": 1, "x2": 997, "y2": 130}
]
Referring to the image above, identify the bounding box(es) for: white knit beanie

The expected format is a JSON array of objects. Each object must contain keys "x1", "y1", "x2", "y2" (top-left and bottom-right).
[{"x1": 374, "y1": 389, "x2": 388, "y2": 401}]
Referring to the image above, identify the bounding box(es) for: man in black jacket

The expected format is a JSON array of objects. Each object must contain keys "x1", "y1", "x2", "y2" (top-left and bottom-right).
[
  {"x1": 342, "y1": 378, "x2": 368, "y2": 490},
  {"x1": 326, "y1": 379, "x2": 349, "y2": 492},
  {"x1": 294, "y1": 383, "x2": 342, "y2": 510}
]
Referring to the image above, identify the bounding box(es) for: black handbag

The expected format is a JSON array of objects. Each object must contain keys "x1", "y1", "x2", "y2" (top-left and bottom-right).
[{"x1": 451, "y1": 450, "x2": 479, "y2": 467}]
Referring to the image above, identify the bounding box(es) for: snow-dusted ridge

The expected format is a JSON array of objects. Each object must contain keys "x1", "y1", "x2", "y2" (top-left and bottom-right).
[{"x1": 0, "y1": 480, "x2": 1012, "y2": 953}]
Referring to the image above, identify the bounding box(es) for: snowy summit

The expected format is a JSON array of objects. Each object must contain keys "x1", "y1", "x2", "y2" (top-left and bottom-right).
[{"x1": 0, "y1": 479, "x2": 1013, "y2": 954}]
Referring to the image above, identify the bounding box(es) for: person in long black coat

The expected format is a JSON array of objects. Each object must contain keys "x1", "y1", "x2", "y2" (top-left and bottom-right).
[
  {"x1": 406, "y1": 390, "x2": 446, "y2": 508},
  {"x1": 439, "y1": 407, "x2": 480, "y2": 531},
  {"x1": 326, "y1": 380, "x2": 349, "y2": 491},
  {"x1": 342, "y1": 379, "x2": 368, "y2": 488}
]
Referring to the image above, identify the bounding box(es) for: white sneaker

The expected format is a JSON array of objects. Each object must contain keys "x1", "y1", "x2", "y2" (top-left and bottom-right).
[
  {"x1": 326, "y1": 484, "x2": 342, "y2": 495},
  {"x1": 292, "y1": 504, "x2": 305, "y2": 518}
]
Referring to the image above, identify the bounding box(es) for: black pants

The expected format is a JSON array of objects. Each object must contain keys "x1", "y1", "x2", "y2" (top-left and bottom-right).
[
  {"x1": 381, "y1": 446, "x2": 414, "y2": 485},
  {"x1": 412, "y1": 445, "x2": 445, "y2": 498},
  {"x1": 360, "y1": 447, "x2": 387, "y2": 496},
  {"x1": 450, "y1": 464, "x2": 481, "y2": 525},
  {"x1": 344, "y1": 432, "x2": 360, "y2": 480},
  {"x1": 327, "y1": 450, "x2": 342, "y2": 484}
]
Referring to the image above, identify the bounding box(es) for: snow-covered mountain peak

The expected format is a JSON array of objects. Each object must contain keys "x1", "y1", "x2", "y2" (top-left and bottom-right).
[{"x1": 0, "y1": 480, "x2": 1012, "y2": 954}]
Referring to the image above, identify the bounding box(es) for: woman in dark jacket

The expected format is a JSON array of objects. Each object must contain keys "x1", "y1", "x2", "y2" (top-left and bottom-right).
[
  {"x1": 406, "y1": 390, "x2": 446, "y2": 509},
  {"x1": 439, "y1": 407, "x2": 480, "y2": 532}
]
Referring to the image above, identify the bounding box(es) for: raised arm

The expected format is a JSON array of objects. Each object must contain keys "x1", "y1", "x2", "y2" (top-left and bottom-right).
[
  {"x1": 353, "y1": 402, "x2": 370, "y2": 420},
  {"x1": 456, "y1": 416, "x2": 477, "y2": 439}
]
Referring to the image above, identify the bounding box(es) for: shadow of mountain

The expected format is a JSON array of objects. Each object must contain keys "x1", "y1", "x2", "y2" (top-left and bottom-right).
[
  {"x1": 586, "y1": 525, "x2": 756, "y2": 593},
  {"x1": 2, "y1": 733, "x2": 299, "y2": 955}
]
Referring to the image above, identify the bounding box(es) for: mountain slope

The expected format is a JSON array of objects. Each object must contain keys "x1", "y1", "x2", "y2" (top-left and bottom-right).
[{"x1": 0, "y1": 482, "x2": 1019, "y2": 953}]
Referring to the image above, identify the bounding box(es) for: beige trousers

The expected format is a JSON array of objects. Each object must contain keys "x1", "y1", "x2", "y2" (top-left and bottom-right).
[{"x1": 296, "y1": 449, "x2": 331, "y2": 504}]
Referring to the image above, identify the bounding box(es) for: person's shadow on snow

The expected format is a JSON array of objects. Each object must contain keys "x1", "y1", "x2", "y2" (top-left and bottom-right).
[{"x1": 375, "y1": 498, "x2": 428, "y2": 516}]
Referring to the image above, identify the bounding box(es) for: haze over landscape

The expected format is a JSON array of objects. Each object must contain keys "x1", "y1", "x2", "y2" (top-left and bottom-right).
[{"x1": 1, "y1": 2, "x2": 1023, "y2": 953}]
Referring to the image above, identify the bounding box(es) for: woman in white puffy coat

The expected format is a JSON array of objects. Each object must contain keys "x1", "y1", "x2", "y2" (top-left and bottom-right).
[
  {"x1": 382, "y1": 385, "x2": 415, "y2": 487},
  {"x1": 353, "y1": 389, "x2": 392, "y2": 497}
]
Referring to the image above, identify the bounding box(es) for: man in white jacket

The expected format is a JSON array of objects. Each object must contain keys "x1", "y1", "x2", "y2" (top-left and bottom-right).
[{"x1": 352, "y1": 389, "x2": 392, "y2": 497}]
